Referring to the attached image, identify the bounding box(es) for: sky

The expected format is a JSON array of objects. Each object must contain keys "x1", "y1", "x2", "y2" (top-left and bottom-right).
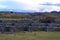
[{"x1": 0, "y1": 0, "x2": 60, "y2": 12}]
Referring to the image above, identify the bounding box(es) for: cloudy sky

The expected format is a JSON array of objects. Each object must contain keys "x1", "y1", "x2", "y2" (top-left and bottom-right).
[{"x1": 0, "y1": 0, "x2": 60, "y2": 12}]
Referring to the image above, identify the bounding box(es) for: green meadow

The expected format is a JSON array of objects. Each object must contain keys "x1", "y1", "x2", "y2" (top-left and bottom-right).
[{"x1": 0, "y1": 32, "x2": 60, "y2": 40}]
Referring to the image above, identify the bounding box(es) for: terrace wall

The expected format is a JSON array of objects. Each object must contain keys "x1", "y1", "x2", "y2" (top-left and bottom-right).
[{"x1": 0, "y1": 19, "x2": 60, "y2": 33}]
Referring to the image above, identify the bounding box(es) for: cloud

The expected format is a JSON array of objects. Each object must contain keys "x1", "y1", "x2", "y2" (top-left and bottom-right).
[
  {"x1": 40, "y1": 2, "x2": 60, "y2": 6},
  {"x1": 39, "y1": 2, "x2": 60, "y2": 12},
  {"x1": 0, "y1": 5, "x2": 7, "y2": 8},
  {"x1": 12, "y1": 0, "x2": 60, "y2": 12},
  {"x1": 0, "y1": 0, "x2": 60, "y2": 12},
  {"x1": 38, "y1": 5, "x2": 60, "y2": 12},
  {"x1": 0, "y1": 0, "x2": 12, "y2": 1},
  {"x1": 0, "y1": 0, "x2": 6, "y2": 1},
  {"x1": 12, "y1": 0, "x2": 44, "y2": 12}
]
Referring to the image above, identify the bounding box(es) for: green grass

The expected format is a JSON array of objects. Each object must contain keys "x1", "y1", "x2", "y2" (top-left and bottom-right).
[{"x1": 0, "y1": 32, "x2": 60, "y2": 40}]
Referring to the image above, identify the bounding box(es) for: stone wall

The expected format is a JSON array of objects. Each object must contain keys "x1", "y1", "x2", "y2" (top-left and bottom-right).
[{"x1": 0, "y1": 19, "x2": 60, "y2": 33}]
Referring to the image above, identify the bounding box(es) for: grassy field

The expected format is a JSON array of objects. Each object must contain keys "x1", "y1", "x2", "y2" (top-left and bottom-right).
[{"x1": 0, "y1": 32, "x2": 60, "y2": 40}]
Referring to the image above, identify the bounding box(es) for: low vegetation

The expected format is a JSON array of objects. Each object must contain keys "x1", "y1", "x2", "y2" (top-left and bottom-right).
[{"x1": 0, "y1": 32, "x2": 60, "y2": 40}]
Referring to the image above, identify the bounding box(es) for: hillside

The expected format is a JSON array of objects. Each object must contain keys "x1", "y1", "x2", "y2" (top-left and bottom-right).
[{"x1": 0, "y1": 12, "x2": 60, "y2": 23}]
